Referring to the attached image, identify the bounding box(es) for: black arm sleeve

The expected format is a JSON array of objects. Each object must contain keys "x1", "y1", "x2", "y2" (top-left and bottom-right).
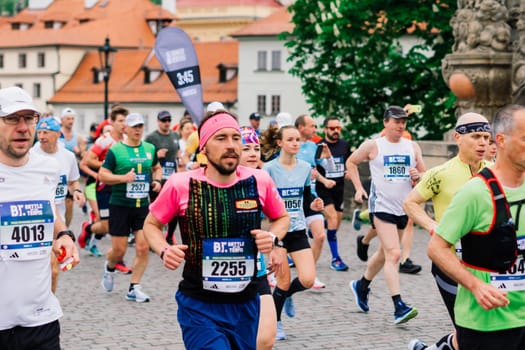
[{"x1": 302, "y1": 185, "x2": 316, "y2": 213}]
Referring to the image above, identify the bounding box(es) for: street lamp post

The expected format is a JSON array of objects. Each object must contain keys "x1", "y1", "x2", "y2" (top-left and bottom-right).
[{"x1": 98, "y1": 37, "x2": 117, "y2": 120}]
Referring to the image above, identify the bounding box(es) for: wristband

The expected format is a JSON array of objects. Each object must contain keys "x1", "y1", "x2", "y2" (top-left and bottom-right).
[
  {"x1": 160, "y1": 246, "x2": 170, "y2": 261},
  {"x1": 56, "y1": 230, "x2": 76, "y2": 242},
  {"x1": 74, "y1": 189, "x2": 83, "y2": 193},
  {"x1": 153, "y1": 179, "x2": 162, "y2": 184}
]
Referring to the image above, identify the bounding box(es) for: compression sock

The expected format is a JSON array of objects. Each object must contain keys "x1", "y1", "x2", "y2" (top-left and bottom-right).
[
  {"x1": 287, "y1": 277, "x2": 307, "y2": 297},
  {"x1": 359, "y1": 277, "x2": 371, "y2": 293},
  {"x1": 392, "y1": 294, "x2": 402, "y2": 308},
  {"x1": 272, "y1": 287, "x2": 288, "y2": 321},
  {"x1": 426, "y1": 333, "x2": 455, "y2": 350},
  {"x1": 327, "y1": 229, "x2": 339, "y2": 258}
]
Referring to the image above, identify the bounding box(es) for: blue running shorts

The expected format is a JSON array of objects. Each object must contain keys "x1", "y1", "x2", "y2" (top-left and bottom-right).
[{"x1": 176, "y1": 290, "x2": 259, "y2": 350}]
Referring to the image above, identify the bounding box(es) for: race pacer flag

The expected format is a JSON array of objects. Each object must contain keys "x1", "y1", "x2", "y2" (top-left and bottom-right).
[{"x1": 155, "y1": 27, "x2": 204, "y2": 124}]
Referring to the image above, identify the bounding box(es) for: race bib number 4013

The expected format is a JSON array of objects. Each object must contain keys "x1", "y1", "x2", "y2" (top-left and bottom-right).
[{"x1": 0, "y1": 200, "x2": 54, "y2": 261}]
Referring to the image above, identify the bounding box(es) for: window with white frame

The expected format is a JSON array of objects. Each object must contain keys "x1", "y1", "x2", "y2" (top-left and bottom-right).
[
  {"x1": 33, "y1": 83, "x2": 41, "y2": 98},
  {"x1": 271, "y1": 95, "x2": 281, "y2": 115},
  {"x1": 18, "y1": 53, "x2": 26, "y2": 68},
  {"x1": 37, "y1": 52, "x2": 45, "y2": 68},
  {"x1": 271, "y1": 50, "x2": 282, "y2": 71},
  {"x1": 257, "y1": 95, "x2": 266, "y2": 114},
  {"x1": 257, "y1": 51, "x2": 267, "y2": 71}
]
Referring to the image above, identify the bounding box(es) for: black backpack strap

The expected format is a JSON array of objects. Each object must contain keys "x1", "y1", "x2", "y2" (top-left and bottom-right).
[
  {"x1": 508, "y1": 199, "x2": 525, "y2": 232},
  {"x1": 477, "y1": 168, "x2": 511, "y2": 226}
]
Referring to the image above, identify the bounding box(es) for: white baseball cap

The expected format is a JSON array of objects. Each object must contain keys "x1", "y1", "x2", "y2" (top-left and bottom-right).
[
  {"x1": 0, "y1": 86, "x2": 38, "y2": 116},
  {"x1": 206, "y1": 101, "x2": 225, "y2": 113},
  {"x1": 60, "y1": 107, "x2": 77, "y2": 118},
  {"x1": 125, "y1": 113, "x2": 145, "y2": 127},
  {"x1": 276, "y1": 112, "x2": 293, "y2": 128}
]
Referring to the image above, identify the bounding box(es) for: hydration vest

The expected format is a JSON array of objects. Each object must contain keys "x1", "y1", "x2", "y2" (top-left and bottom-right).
[{"x1": 461, "y1": 168, "x2": 521, "y2": 273}]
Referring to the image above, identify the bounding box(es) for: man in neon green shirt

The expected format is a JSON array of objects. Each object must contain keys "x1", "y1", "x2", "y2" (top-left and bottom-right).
[
  {"x1": 404, "y1": 112, "x2": 491, "y2": 350},
  {"x1": 429, "y1": 104, "x2": 525, "y2": 350}
]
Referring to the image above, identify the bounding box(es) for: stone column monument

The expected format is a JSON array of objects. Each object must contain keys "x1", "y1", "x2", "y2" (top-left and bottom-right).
[{"x1": 441, "y1": 0, "x2": 523, "y2": 121}]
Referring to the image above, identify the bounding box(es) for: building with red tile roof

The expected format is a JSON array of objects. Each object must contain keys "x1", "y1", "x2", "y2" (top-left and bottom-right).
[
  {"x1": 0, "y1": 0, "x2": 294, "y2": 133},
  {"x1": 231, "y1": 7, "x2": 311, "y2": 126},
  {"x1": 49, "y1": 41, "x2": 238, "y2": 132},
  {"x1": 174, "y1": 0, "x2": 286, "y2": 41},
  {"x1": 0, "y1": 0, "x2": 176, "y2": 125}
]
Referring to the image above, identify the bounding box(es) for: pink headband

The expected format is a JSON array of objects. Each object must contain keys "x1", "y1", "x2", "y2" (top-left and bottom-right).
[{"x1": 199, "y1": 113, "x2": 240, "y2": 151}]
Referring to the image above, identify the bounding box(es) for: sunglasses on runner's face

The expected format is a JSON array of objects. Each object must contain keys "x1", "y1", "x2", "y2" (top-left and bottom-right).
[
  {"x1": 160, "y1": 118, "x2": 171, "y2": 123},
  {"x1": 1, "y1": 113, "x2": 40, "y2": 125},
  {"x1": 326, "y1": 126, "x2": 341, "y2": 131}
]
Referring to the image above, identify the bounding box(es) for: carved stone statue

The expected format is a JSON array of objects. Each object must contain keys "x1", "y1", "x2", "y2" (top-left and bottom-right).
[{"x1": 442, "y1": 0, "x2": 523, "y2": 120}]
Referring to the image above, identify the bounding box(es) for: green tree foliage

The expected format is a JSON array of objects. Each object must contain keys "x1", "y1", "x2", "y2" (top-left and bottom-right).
[
  {"x1": 0, "y1": 0, "x2": 26, "y2": 15},
  {"x1": 284, "y1": 0, "x2": 457, "y2": 146}
]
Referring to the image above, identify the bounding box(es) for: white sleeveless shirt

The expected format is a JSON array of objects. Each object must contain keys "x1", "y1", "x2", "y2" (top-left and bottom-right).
[{"x1": 368, "y1": 136, "x2": 415, "y2": 216}]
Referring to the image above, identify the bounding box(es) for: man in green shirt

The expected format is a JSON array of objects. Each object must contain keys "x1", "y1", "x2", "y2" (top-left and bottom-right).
[
  {"x1": 99, "y1": 113, "x2": 162, "y2": 302},
  {"x1": 404, "y1": 112, "x2": 491, "y2": 350},
  {"x1": 429, "y1": 104, "x2": 525, "y2": 350}
]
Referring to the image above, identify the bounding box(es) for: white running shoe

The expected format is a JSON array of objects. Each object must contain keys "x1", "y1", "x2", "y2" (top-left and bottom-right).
[
  {"x1": 275, "y1": 321, "x2": 287, "y2": 340},
  {"x1": 126, "y1": 285, "x2": 151, "y2": 303},
  {"x1": 101, "y1": 261, "x2": 114, "y2": 292},
  {"x1": 312, "y1": 277, "x2": 326, "y2": 289}
]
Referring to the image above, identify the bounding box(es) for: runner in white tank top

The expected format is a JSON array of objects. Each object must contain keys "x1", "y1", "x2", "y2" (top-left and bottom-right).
[{"x1": 346, "y1": 105, "x2": 425, "y2": 325}]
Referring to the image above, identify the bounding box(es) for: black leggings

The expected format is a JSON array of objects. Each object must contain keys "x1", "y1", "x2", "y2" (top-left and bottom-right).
[{"x1": 431, "y1": 262, "x2": 457, "y2": 326}]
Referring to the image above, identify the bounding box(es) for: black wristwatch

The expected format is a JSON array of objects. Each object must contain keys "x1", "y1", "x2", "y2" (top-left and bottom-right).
[
  {"x1": 56, "y1": 230, "x2": 76, "y2": 242},
  {"x1": 268, "y1": 232, "x2": 284, "y2": 248}
]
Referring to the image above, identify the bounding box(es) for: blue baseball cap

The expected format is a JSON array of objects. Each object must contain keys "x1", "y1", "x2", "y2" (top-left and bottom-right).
[{"x1": 37, "y1": 117, "x2": 61, "y2": 132}]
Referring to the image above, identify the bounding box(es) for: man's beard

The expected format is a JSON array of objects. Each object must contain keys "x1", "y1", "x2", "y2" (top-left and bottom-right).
[
  {"x1": 208, "y1": 154, "x2": 239, "y2": 175},
  {"x1": 327, "y1": 132, "x2": 339, "y2": 142}
]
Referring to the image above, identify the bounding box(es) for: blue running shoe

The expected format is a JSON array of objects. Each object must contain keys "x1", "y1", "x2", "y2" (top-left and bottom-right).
[
  {"x1": 287, "y1": 255, "x2": 295, "y2": 268},
  {"x1": 350, "y1": 280, "x2": 369, "y2": 312},
  {"x1": 89, "y1": 245, "x2": 103, "y2": 257},
  {"x1": 275, "y1": 321, "x2": 286, "y2": 341},
  {"x1": 394, "y1": 301, "x2": 418, "y2": 324},
  {"x1": 352, "y1": 209, "x2": 361, "y2": 231},
  {"x1": 284, "y1": 296, "x2": 295, "y2": 318},
  {"x1": 330, "y1": 256, "x2": 349, "y2": 271}
]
